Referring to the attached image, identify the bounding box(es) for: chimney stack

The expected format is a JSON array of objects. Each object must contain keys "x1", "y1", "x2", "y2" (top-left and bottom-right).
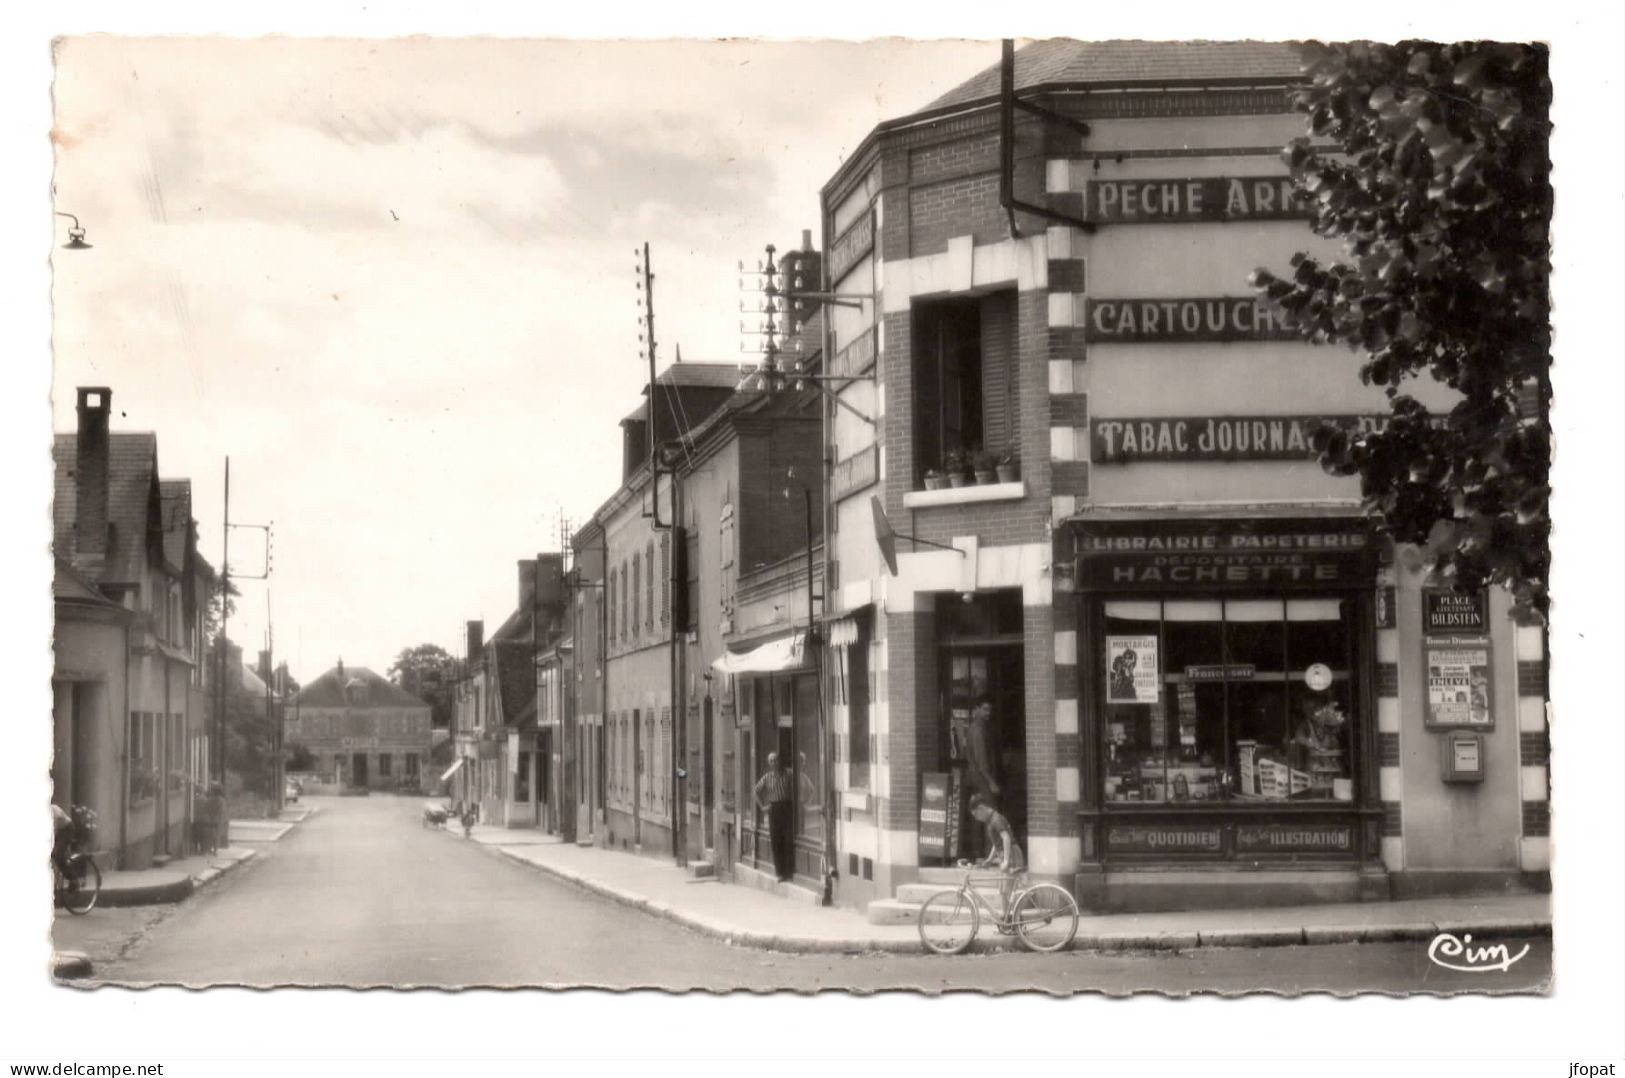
[
  {"x1": 337, "y1": 657, "x2": 345, "y2": 682},
  {"x1": 258, "y1": 649, "x2": 272, "y2": 683},
  {"x1": 74, "y1": 387, "x2": 113, "y2": 562},
  {"x1": 518, "y1": 559, "x2": 537, "y2": 607},
  {"x1": 466, "y1": 620, "x2": 484, "y2": 664}
]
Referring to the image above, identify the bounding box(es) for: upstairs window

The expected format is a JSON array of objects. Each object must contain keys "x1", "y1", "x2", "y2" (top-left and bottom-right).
[{"x1": 912, "y1": 291, "x2": 1017, "y2": 484}]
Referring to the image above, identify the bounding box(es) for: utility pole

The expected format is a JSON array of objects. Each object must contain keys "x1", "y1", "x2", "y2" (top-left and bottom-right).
[{"x1": 215, "y1": 458, "x2": 231, "y2": 786}]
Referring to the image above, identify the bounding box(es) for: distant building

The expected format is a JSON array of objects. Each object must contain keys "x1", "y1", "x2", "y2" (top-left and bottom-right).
[{"x1": 289, "y1": 662, "x2": 432, "y2": 792}]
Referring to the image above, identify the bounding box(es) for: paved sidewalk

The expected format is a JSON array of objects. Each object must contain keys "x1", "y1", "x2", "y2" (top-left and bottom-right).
[{"x1": 455, "y1": 825, "x2": 1553, "y2": 955}]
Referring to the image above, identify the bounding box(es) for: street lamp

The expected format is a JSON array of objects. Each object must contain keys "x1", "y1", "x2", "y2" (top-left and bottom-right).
[{"x1": 54, "y1": 211, "x2": 92, "y2": 250}]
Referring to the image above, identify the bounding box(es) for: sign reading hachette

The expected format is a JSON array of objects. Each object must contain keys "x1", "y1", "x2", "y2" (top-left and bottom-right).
[
  {"x1": 1083, "y1": 176, "x2": 1309, "y2": 224},
  {"x1": 1091, "y1": 415, "x2": 1390, "y2": 464}
]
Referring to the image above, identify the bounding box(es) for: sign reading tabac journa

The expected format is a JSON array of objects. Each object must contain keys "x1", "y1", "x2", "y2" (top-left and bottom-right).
[
  {"x1": 1082, "y1": 176, "x2": 1309, "y2": 224},
  {"x1": 1082, "y1": 297, "x2": 1300, "y2": 343},
  {"x1": 1091, "y1": 415, "x2": 1389, "y2": 464}
]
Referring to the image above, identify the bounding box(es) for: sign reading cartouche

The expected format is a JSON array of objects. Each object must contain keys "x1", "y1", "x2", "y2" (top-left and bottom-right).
[
  {"x1": 1083, "y1": 176, "x2": 1309, "y2": 223},
  {"x1": 1082, "y1": 297, "x2": 1299, "y2": 343}
]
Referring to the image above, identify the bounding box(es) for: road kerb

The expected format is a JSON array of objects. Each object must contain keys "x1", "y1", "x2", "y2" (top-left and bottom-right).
[{"x1": 477, "y1": 840, "x2": 1550, "y2": 957}]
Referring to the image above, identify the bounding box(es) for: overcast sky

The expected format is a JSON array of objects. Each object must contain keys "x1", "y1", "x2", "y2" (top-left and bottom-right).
[{"x1": 49, "y1": 36, "x2": 993, "y2": 681}]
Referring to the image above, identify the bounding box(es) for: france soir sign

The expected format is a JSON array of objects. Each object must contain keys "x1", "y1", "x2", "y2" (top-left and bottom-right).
[{"x1": 1082, "y1": 176, "x2": 1310, "y2": 224}]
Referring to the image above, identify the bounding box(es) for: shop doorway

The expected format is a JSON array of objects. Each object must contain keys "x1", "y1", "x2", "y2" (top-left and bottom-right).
[
  {"x1": 936, "y1": 591, "x2": 1027, "y2": 862},
  {"x1": 351, "y1": 752, "x2": 368, "y2": 789}
]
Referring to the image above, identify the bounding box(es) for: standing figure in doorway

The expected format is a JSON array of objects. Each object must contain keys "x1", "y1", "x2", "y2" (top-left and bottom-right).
[{"x1": 753, "y1": 752, "x2": 795, "y2": 882}]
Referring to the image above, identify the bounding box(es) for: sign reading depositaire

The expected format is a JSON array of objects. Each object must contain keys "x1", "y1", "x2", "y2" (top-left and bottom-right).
[{"x1": 1082, "y1": 176, "x2": 1310, "y2": 223}]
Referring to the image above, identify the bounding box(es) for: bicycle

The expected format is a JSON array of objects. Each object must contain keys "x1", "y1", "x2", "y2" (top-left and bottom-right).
[
  {"x1": 52, "y1": 805, "x2": 102, "y2": 916},
  {"x1": 917, "y1": 860, "x2": 1079, "y2": 955}
]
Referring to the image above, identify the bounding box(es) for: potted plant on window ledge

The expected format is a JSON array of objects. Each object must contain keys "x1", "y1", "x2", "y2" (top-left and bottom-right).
[
  {"x1": 943, "y1": 448, "x2": 969, "y2": 488},
  {"x1": 995, "y1": 443, "x2": 1020, "y2": 484},
  {"x1": 923, "y1": 468, "x2": 945, "y2": 491},
  {"x1": 970, "y1": 447, "x2": 997, "y2": 485}
]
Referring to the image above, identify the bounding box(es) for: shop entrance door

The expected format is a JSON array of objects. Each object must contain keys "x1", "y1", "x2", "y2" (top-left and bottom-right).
[
  {"x1": 351, "y1": 752, "x2": 368, "y2": 789},
  {"x1": 939, "y1": 646, "x2": 1026, "y2": 860},
  {"x1": 935, "y1": 590, "x2": 1027, "y2": 863}
]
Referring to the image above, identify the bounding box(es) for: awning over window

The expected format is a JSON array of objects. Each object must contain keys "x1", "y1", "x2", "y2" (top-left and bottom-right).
[
  {"x1": 440, "y1": 757, "x2": 466, "y2": 783},
  {"x1": 712, "y1": 631, "x2": 806, "y2": 675},
  {"x1": 826, "y1": 617, "x2": 861, "y2": 649}
]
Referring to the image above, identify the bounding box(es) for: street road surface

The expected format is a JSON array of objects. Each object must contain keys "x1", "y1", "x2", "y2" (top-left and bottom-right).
[{"x1": 81, "y1": 796, "x2": 1551, "y2": 993}]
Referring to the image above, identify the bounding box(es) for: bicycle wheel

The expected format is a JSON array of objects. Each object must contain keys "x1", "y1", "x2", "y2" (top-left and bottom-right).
[
  {"x1": 918, "y1": 889, "x2": 979, "y2": 955},
  {"x1": 1012, "y1": 882, "x2": 1078, "y2": 953},
  {"x1": 60, "y1": 856, "x2": 101, "y2": 915}
]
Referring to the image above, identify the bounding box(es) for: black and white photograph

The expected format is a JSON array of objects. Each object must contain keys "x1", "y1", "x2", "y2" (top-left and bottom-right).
[{"x1": 5, "y1": 5, "x2": 1623, "y2": 1075}]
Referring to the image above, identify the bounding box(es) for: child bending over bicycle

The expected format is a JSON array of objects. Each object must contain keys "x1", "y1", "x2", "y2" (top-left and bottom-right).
[{"x1": 968, "y1": 793, "x2": 1025, "y2": 912}]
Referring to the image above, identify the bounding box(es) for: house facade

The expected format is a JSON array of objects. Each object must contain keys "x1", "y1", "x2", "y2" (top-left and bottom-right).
[
  {"x1": 53, "y1": 387, "x2": 213, "y2": 869},
  {"x1": 816, "y1": 40, "x2": 1549, "y2": 914},
  {"x1": 289, "y1": 661, "x2": 432, "y2": 793}
]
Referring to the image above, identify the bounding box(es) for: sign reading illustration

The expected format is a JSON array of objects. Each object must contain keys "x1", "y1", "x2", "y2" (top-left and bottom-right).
[{"x1": 1106, "y1": 635, "x2": 1161, "y2": 704}]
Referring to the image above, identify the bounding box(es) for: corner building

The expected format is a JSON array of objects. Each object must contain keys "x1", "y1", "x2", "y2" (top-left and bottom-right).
[{"x1": 819, "y1": 40, "x2": 1549, "y2": 914}]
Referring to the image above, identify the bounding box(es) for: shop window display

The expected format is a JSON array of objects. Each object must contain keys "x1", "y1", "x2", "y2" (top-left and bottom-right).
[{"x1": 1103, "y1": 598, "x2": 1354, "y2": 803}]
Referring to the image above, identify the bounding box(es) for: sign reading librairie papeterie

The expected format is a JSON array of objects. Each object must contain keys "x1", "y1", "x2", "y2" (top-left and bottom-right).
[
  {"x1": 1082, "y1": 176, "x2": 1309, "y2": 224},
  {"x1": 1072, "y1": 518, "x2": 1374, "y2": 592},
  {"x1": 1091, "y1": 414, "x2": 1391, "y2": 464},
  {"x1": 1082, "y1": 297, "x2": 1299, "y2": 343}
]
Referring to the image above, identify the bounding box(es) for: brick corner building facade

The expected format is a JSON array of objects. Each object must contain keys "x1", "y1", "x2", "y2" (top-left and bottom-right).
[{"x1": 816, "y1": 40, "x2": 1549, "y2": 916}]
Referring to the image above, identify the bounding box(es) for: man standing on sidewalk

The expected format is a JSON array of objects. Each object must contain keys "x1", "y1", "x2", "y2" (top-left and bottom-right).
[{"x1": 753, "y1": 752, "x2": 794, "y2": 882}]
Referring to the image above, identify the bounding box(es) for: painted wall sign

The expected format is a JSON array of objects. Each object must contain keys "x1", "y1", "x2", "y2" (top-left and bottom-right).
[
  {"x1": 1082, "y1": 297, "x2": 1299, "y2": 343},
  {"x1": 831, "y1": 443, "x2": 879, "y2": 503},
  {"x1": 1423, "y1": 588, "x2": 1489, "y2": 634},
  {"x1": 1073, "y1": 519, "x2": 1374, "y2": 592},
  {"x1": 831, "y1": 326, "x2": 876, "y2": 380},
  {"x1": 1107, "y1": 635, "x2": 1161, "y2": 703},
  {"x1": 828, "y1": 209, "x2": 875, "y2": 282},
  {"x1": 1106, "y1": 824, "x2": 1224, "y2": 855},
  {"x1": 1091, "y1": 414, "x2": 1391, "y2": 464},
  {"x1": 1083, "y1": 176, "x2": 1309, "y2": 224},
  {"x1": 1234, "y1": 823, "x2": 1354, "y2": 854},
  {"x1": 1424, "y1": 642, "x2": 1494, "y2": 729}
]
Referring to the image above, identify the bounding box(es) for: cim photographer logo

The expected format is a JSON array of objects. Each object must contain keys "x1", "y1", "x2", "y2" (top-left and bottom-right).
[{"x1": 1426, "y1": 931, "x2": 1530, "y2": 973}]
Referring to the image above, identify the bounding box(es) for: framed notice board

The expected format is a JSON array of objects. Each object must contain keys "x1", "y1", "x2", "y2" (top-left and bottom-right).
[{"x1": 1422, "y1": 586, "x2": 1494, "y2": 729}]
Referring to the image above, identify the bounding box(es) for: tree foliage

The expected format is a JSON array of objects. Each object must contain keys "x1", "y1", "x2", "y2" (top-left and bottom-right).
[
  {"x1": 1251, "y1": 41, "x2": 1552, "y2": 618},
  {"x1": 388, "y1": 642, "x2": 460, "y2": 728}
]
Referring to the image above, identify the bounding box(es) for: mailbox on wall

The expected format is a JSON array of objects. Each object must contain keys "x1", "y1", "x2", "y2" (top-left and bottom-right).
[{"x1": 1440, "y1": 731, "x2": 1486, "y2": 784}]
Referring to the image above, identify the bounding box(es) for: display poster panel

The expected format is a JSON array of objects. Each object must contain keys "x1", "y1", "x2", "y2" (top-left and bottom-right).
[
  {"x1": 919, "y1": 771, "x2": 949, "y2": 858},
  {"x1": 1424, "y1": 642, "x2": 1494, "y2": 728},
  {"x1": 1107, "y1": 635, "x2": 1161, "y2": 704}
]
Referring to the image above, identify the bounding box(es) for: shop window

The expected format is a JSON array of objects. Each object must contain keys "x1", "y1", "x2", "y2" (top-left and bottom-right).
[
  {"x1": 1102, "y1": 598, "x2": 1355, "y2": 804},
  {"x1": 911, "y1": 291, "x2": 1017, "y2": 484}
]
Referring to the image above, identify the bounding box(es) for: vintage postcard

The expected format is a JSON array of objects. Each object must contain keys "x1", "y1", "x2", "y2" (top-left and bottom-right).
[{"x1": 41, "y1": 34, "x2": 1560, "y2": 1003}]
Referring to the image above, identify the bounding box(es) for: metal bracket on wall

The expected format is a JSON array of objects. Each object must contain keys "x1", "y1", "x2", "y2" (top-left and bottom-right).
[{"x1": 999, "y1": 38, "x2": 1094, "y2": 238}]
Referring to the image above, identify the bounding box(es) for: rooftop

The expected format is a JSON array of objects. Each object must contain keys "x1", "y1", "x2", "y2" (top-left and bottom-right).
[{"x1": 925, "y1": 39, "x2": 1307, "y2": 112}]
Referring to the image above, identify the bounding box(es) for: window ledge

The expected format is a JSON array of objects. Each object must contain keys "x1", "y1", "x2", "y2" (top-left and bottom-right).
[{"x1": 902, "y1": 481, "x2": 1026, "y2": 510}]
